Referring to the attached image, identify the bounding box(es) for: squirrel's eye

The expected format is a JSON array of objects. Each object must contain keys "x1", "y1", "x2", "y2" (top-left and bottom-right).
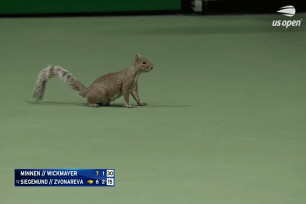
[{"x1": 142, "y1": 61, "x2": 146, "y2": 64}]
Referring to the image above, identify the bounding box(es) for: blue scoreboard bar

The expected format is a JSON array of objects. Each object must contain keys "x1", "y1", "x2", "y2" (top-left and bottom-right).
[{"x1": 15, "y1": 169, "x2": 115, "y2": 187}]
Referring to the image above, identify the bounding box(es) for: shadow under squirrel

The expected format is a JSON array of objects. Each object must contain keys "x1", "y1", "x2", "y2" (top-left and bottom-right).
[{"x1": 32, "y1": 54, "x2": 153, "y2": 108}]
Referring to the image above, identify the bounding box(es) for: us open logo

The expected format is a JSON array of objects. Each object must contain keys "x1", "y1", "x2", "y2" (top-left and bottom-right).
[
  {"x1": 272, "y1": 5, "x2": 302, "y2": 28},
  {"x1": 277, "y1": 5, "x2": 296, "y2": 17}
]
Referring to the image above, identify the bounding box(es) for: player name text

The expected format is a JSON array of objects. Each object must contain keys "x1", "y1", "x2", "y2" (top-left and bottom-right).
[{"x1": 20, "y1": 171, "x2": 78, "y2": 176}]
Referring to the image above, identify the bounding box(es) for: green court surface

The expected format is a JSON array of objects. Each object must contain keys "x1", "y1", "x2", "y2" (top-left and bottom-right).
[{"x1": 0, "y1": 14, "x2": 306, "y2": 204}]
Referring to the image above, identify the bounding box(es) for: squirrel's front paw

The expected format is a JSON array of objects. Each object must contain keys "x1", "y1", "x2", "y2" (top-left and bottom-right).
[
  {"x1": 124, "y1": 104, "x2": 133, "y2": 108},
  {"x1": 139, "y1": 102, "x2": 147, "y2": 106}
]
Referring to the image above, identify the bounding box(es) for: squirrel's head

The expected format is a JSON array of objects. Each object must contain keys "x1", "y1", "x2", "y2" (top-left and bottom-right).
[{"x1": 134, "y1": 54, "x2": 153, "y2": 73}]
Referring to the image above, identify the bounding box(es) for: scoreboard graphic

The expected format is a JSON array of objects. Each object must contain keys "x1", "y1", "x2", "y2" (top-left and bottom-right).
[{"x1": 15, "y1": 169, "x2": 115, "y2": 187}]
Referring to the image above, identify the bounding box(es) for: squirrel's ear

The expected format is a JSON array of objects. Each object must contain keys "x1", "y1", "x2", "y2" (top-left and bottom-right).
[{"x1": 135, "y1": 54, "x2": 141, "y2": 61}]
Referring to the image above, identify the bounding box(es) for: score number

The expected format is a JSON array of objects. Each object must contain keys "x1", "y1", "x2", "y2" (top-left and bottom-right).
[
  {"x1": 95, "y1": 170, "x2": 114, "y2": 186},
  {"x1": 106, "y1": 170, "x2": 114, "y2": 186},
  {"x1": 96, "y1": 170, "x2": 114, "y2": 177},
  {"x1": 107, "y1": 178, "x2": 114, "y2": 186},
  {"x1": 107, "y1": 170, "x2": 114, "y2": 177}
]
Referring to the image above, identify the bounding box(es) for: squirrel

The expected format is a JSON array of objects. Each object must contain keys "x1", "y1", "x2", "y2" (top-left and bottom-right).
[{"x1": 32, "y1": 54, "x2": 153, "y2": 108}]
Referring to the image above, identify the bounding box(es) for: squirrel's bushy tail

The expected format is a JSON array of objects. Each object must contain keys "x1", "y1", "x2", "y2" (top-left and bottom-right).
[{"x1": 32, "y1": 65, "x2": 88, "y2": 102}]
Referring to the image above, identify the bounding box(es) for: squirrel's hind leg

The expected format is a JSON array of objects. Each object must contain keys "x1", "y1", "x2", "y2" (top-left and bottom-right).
[{"x1": 87, "y1": 86, "x2": 107, "y2": 108}]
